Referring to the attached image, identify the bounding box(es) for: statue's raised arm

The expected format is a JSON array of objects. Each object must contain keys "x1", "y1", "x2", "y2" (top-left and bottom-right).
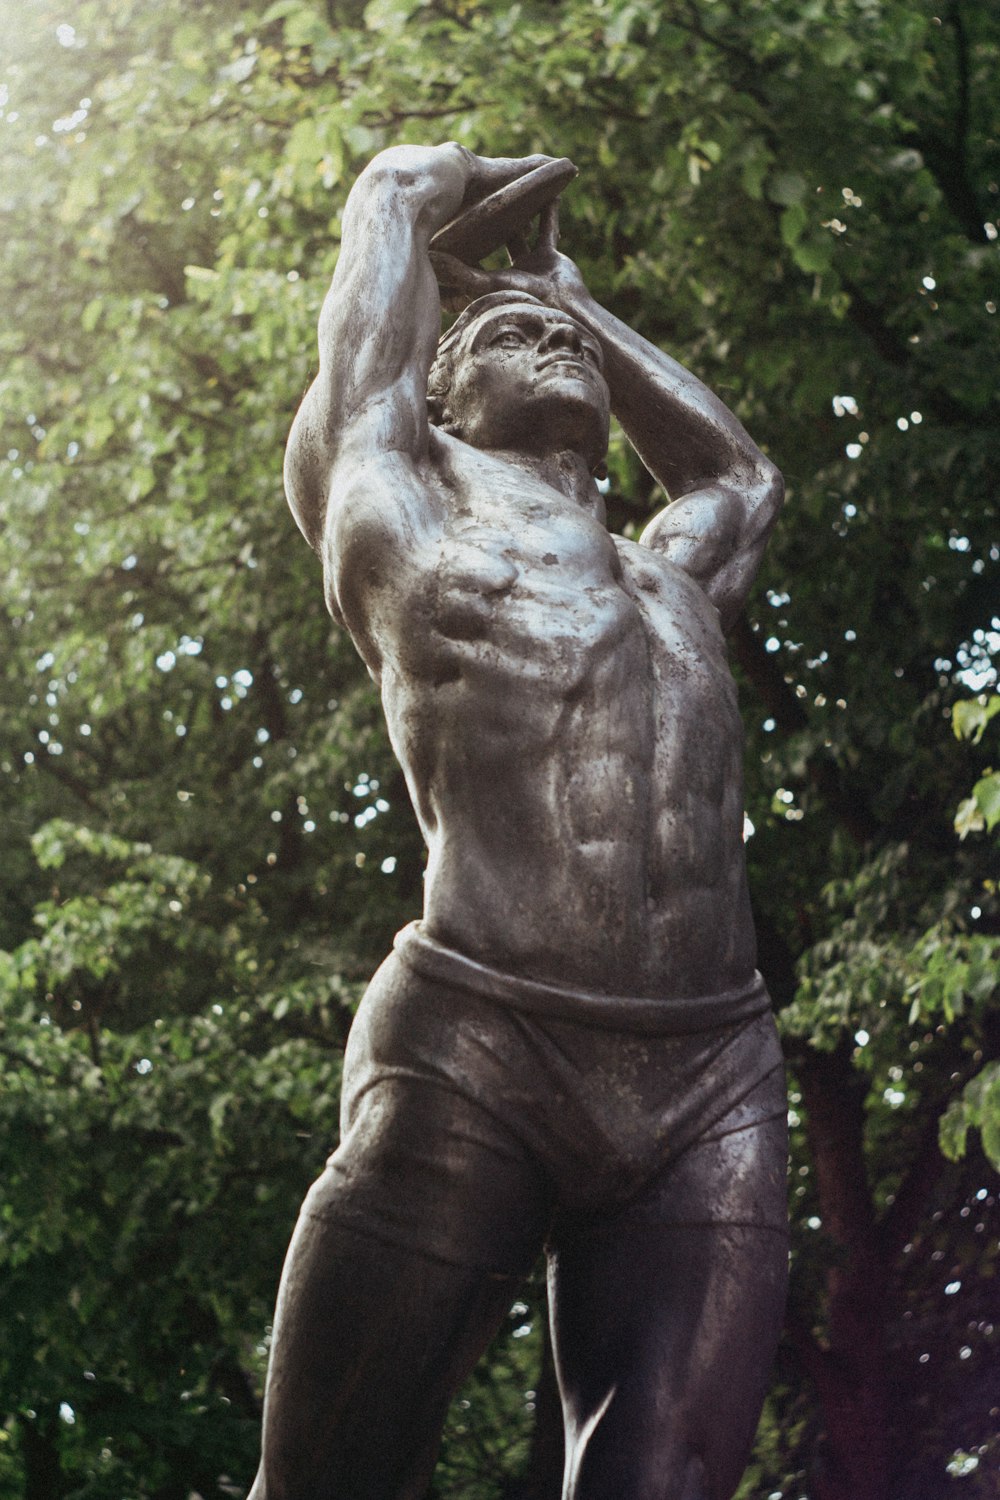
[
  {"x1": 283, "y1": 144, "x2": 555, "y2": 640},
  {"x1": 571, "y1": 272, "x2": 784, "y2": 633}
]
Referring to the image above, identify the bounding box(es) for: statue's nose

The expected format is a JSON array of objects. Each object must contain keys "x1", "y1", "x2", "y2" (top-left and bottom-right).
[{"x1": 539, "y1": 324, "x2": 582, "y2": 354}]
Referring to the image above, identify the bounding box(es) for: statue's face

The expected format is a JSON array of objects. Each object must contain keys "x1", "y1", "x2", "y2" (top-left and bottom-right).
[{"x1": 445, "y1": 303, "x2": 610, "y2": 467}]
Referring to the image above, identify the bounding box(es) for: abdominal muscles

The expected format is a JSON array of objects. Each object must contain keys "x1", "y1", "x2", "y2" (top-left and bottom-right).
[{"x1": 377, "y1": 515, "x2": 753, "y2": 998}]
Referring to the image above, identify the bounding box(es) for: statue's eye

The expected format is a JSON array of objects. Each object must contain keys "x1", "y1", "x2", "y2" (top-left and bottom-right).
[{"x1": 494, "y1": 329, "x2": 525, "y2": 348}]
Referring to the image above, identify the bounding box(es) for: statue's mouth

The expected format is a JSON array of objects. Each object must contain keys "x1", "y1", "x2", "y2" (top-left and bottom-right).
[{"x1": 537, "y1": 357, "x2": 591, "y2": 376}]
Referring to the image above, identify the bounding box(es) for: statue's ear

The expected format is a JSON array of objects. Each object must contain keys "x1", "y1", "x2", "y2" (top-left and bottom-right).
[{"x1": 428, "y1": 395, "x2": 461, "y2": 437}]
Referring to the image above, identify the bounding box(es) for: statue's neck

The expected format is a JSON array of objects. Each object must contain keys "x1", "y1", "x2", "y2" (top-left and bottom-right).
[{"x1": 486, "y1": 446, "x2": 606, "y2": 521}]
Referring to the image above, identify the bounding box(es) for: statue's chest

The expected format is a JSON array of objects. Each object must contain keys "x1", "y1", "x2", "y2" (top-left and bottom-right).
[
  {"x1": 614, "y1": 539, "x2": 738, "y2": 720},
  {"x1": 391, "y1": 486, "x2": 644, "y2": 695},
  {"x1": 443, "y1": 480, "x2": 617, "y2": 585},
  {"x1": 417, "y1": 473, "x2": 627, "y2": 643}
]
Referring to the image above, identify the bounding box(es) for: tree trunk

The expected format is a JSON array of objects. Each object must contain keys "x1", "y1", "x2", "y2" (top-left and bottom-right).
[
  {"x1": 803, "y1": 1270, "x2": 892, "y2": 1500},
  {"x1": 794, "y1": 1043, "x2": 893, "y2": 1500},
  {"x1": 20, "y1": 1411, "x2": 64, "y2": 1500}
]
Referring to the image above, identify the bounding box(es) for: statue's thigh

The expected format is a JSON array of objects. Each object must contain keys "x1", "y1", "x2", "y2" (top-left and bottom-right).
[
  {"x1": 253, "y1": 1060, "x2": 553, "y2": 1498},
  {"x1": 549, "y1": 1121, "x2": 789, "y2": 1500},
  {"x1": 254, "y1": 1215, "x2": 524, "y2": 1500}
]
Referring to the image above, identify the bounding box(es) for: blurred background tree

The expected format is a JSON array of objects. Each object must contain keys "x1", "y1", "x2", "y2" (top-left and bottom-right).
[{"x1": 0, "y1": 1, "x2": 997, "y2": 1497}]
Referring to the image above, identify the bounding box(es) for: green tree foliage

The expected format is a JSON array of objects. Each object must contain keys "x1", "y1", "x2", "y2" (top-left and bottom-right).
[
  {"x1": 954, "y1": 694, "x2": 1000, "y2": 838},
  {"x1": 1, "y1": 1, "x2": 998, "y2": 1496}
]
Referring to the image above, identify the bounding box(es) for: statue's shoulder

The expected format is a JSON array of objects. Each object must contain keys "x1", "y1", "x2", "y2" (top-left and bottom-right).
[
  {"x1": 612, "y1": 532, "x2": 724, "y2": 632},
  {"x1": 611, "y1": 532, "x2": 672, "y2": 592},
  {"x1": 322, "y1": 433, "x2": 456, "y2": 616}
]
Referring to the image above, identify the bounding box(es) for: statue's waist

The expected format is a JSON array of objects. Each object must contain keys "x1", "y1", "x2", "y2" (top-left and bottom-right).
[{"x1": 393, "y1": 921, "x2": 769, "y2": 1036}]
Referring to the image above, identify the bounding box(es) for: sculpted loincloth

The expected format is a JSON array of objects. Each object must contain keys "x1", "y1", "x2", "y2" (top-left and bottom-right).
[{"x1": 303, "y1": 924, "x2": 788, "y2": 1274}]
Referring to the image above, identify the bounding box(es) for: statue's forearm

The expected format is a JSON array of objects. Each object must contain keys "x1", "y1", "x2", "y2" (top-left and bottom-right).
[
  {"x1": 316, "y1": 145, "x2": 471, "y2": 368},
  {"x1": 555, "y1": 285, "x2": 771, "y2": 500},
  {"x1": 287, "y1": 145, "x2": 474, "y2": 547}
]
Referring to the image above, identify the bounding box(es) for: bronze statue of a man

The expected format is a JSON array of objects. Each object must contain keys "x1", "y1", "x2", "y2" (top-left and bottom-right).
[{"x1": 250, "y1": 144, "x2": 787, "y2": 1500}]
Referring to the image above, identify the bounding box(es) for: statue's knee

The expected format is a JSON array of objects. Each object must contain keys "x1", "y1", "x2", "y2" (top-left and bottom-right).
[
  {"x1": 679, "y1": 1449, "x2": 709, "y2": 1500},
  {"x1": 563, "y1": 1412, "x2": 716, "y2": 1500}
]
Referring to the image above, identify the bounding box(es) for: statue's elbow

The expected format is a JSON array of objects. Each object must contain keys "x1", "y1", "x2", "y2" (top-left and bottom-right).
[
  {"x1": 759, "y1": 459, "x2": 784, "y2": 517},
  {"x1": 356, "y1": 148, "x2": 418, "y2": 196},
  {"x1": 284, "y1": 434, "x2": 324, "y2": 553},
  {"x1": 352, "y1": 145, "x2": 464, "y2": 211}
]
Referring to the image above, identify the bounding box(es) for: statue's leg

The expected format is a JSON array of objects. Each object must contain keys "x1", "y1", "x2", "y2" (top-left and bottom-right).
[
  {"x1": 549, "y1": 1112, "x2": 788, "y2": 1500},
  {"x1": 248, "y1": 955, "x2": 551, "y2": 1500},
  {"x1": 248, "y1": 1213, "x2": 522, "y2": 1500}
]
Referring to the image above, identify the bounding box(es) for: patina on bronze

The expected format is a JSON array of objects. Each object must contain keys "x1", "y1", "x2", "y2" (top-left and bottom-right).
[{"x1": 250, "y1": 144, "x2": 788, "y2": 1500}]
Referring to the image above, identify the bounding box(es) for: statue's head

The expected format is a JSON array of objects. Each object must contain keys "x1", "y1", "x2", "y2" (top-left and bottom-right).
[{"x1": 428, "y1": 291, "x2": 610, "y2": 471}]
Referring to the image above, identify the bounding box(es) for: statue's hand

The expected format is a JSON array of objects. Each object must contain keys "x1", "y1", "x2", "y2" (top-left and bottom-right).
[{"x1": 430, "y1": 200, "x2": 587, "y2": 313}]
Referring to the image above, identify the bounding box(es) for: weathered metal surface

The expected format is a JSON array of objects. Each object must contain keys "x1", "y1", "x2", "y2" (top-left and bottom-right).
[{"x1": 252, "y1": 144, "x2": 787, "y2": 1500}]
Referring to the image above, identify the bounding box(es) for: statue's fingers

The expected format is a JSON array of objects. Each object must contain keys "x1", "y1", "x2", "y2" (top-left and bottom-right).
[
  {"x1": 539, "y1": 198, "x2": 560, "y2": 250},
  {"x1": 482, "y1": 153, "x2": 555, "y2": 188},
  {"x1": 429, "y1": 252, "x2": 490, "y2": 296},
  {"x1": 441, "y1": 289, "x2": 471, "y2": 313},
  {"x1": 461, "y1": 153, "x2": 555, "y2": 206}
]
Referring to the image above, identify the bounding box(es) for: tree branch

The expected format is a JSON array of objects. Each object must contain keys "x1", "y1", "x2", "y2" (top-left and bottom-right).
[
  {"x1": 912, "y1": 0, "x2": 988, "y2": 245},
  {"x1": 0, "y1": 1045, "x2": 48, "y2": 1077},
  {"x1": 792, "y1": 1038, "x2": 877, "y2": 1252},
  {"x1": 32, "y1": 753, "x2": 98, "y2": 810},
  {"x1": 876, "y1": 1111, "x2": 946, "y2": 1262}
]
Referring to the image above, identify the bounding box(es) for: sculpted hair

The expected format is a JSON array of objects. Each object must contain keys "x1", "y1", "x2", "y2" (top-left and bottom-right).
[{"x1": 427, "y1": 291, "x2": 546, "y2": 430}]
